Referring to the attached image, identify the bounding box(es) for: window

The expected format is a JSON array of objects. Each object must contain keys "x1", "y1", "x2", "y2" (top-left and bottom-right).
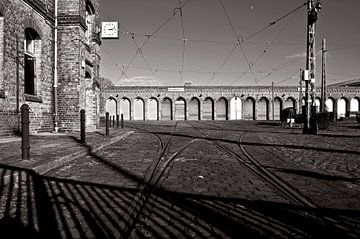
[
  {"x1": 85, "y1": 1, "x2": 95, "y2": 45},
  {"x1": 24, "y1": 28, "x2": 41, "y2": 95}
]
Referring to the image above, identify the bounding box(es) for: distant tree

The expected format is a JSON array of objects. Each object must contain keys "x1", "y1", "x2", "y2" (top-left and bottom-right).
[{"x1": 94, "y1": 77, "x2": 113, "y2": 90}]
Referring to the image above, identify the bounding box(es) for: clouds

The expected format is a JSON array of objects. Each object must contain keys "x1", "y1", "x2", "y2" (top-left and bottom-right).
[
  {"x1": 285, "y1": 52, "x2": 306, "y2": 59},
  {"x1": 115, "y1": 76, "x2": 160, "y2": 86}
]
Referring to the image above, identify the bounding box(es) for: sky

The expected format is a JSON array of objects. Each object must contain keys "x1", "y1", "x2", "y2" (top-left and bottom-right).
[{"x1": 99, "y1": 0, "x2": 360, "y2": 87}]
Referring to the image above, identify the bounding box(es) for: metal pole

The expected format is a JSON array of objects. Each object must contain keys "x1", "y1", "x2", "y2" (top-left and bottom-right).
[
  {"x1": 272, "y1": 82, "x2": 274, "y2": 121},
  {"x1": 121, "y1": 114, "x2": 124, "y2": 128},
  {"x1": 16, "y1": 38, "x2": 20, "y2": 134},
  {"x1": 303, "y1": 0, "x2": 320, "y2": 134},
  {"x1": 105, "y1": 112, "x2": 109, "y2": 137},
  {"x1": 21, "y1": 104, "x2": 30, "y2": 160},
  {"x1": 54, "y1": 0, "x2": 59, "y2": 132},
  {"x1": 320, "y1": 38, "x2": 326, "y2": 112},
  {"x1": 80, "y1": 109, "x2": 85, "y2": 143},
  {"x1": 116, "y1": 114, "x2": 119, "y2": 128}
]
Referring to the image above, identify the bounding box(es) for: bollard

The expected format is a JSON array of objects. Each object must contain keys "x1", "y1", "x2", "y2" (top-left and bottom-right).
[
  {"x1": 21, "y1": 104, "x2": 30, "y2": 160},
  {"x1": 116, "y1": 114, "x2": 119, "y2": 128},
  {"x1": 80, "y1": 109, "x2": 85, "y2": 143},
  {"x1": 112, "y1": 115, "x2": 115, "y2": 127},
  {"x1": 121, "y1": 114, "x2": 124, "y2": 128},
  {"x1": 105, "y1": 112, "x2": 109, "y2": 137}
]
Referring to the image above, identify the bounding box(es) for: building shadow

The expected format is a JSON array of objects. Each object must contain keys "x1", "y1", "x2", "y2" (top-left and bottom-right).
[{"x1": 1, "y1": 160, "x2": 360, "y2": 238}]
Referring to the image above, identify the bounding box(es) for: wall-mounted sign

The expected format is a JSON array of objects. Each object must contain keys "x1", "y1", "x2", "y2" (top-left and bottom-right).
[
  {"x1": 168, "y1": 87, "x2": 184, "y2": 92},
  {"x1": 101, "y1": 22, "x2": 119, "y2": 39}
]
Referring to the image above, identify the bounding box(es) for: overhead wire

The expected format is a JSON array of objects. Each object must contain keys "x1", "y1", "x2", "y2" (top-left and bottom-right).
[
  {"x1": 230, "y1": 2, "x2": 306, "y2": 85},
  {"x1": 250, "y1": 7, "x2": 301, "y2": 84},
  {"x1": 130, "y1": 34, "x2": 161, "y2": 86},
  {"x1": 243, "y1": 1, "x2": 307, "y2": 42},
  {"x1": 118, "y1": 0, "x2": 191, "y2": 82},
  {"x1": 177, "y1": 0, "x2": 187, "y2": 86},
  {"x1": 218, "y1": 0, "x2": 257, "y2": 84}
]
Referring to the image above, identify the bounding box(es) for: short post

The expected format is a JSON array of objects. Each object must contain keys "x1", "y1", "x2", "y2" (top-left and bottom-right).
[
  {"x1": 105, "y1": 112, "x2": 109, "y2": 137},
  {"x1": 112, "y1": 115, "x2": 115, "y2": 127},
  {"x1": 21, "y1": 104, "x2": 30, "y2": 160},
  {"x1": 80, "y1": 109, "x2": 85, "y2": 143},
  {"x1": 116, "y1": 114, "x2": 119, "y2": 128},
  {"x1": 121, "y1": 114, "x2": 124, "y2": 129}
]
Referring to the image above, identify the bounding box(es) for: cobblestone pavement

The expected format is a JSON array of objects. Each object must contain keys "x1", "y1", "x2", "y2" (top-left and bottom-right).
[{"x1": 0, "y1": 120, "x2": 360, "y2": 238}]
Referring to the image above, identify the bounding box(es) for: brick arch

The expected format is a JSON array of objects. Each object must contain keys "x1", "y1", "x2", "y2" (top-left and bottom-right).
[
  {"x1": 350, "y1": 97, "x2": 360, "y2": 113},
  {"x1": 216, "y1": 97, "x2": 228, "y2": 120},
  {"x1": 147, "y1": 97, "x2": 159, "y2": 120},
  {"x1": 189, "y1": 97, "x2": 200, "y2": 120},
  {"x1": 325, "y1": 97, "x2": 335, "y2": 113},
  {"x1": 203, "y1": 97, "x2": 214, "y2": 120},
  {"x1": 284, "y1": 97, "x2": 296, "y2": 109},
  {"x1": 337, "y1": 97, "x2": 350, "y2": 119},
  {"x1": 134, "y1": 97, "x2": 145, "y2": 120},
  {"x1": 175, "y1": 97, "x2": 187, "y2": 120},
  {"x1": 243, "y1": 97, "x2": 255, "y2": 120},
  {"x1": 258, "y1": 97, "x2": 269, "y2": 120},
  {"x1": 119, "y1": 97, "x2": 131, "y2": 120},
  {"x1": 161, "y1": 97, "x2": 173, "y2": 120},
  {"x1": 273, "y1": 97, "x2": 283, "y2": 120},
  {"x1": 105, "y1": 97, "x2": 117, "y2": 116},
  {"x1": 24, "y1": 18, "x2": 43, "y2": 39}
]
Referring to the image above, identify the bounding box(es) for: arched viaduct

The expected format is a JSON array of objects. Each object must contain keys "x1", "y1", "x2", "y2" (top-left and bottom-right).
[{"x1": 102, "y1": 86, "x2": 360, "y2": 121}]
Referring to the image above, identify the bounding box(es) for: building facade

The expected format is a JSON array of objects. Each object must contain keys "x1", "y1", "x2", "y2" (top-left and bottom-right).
[
  {"x1": 0, "y1": 0, "x2": 101, "y2": 137},
  {"x1": 103, "y1": 85, "x2": 360, "y2": 121}
]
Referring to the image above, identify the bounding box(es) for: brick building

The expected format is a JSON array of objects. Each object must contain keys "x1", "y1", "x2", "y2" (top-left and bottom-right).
[{"x1": 0, "y1": 0, "x2": 101, "y2": 137}]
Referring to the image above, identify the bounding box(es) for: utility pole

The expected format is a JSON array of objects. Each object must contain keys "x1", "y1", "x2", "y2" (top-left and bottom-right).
[
  {"x1": 320, "y1": 38, "x2": 327, "y2": 112},
  {"x1": 303, "y1": 0, "x2": 321, "y2": 134}
]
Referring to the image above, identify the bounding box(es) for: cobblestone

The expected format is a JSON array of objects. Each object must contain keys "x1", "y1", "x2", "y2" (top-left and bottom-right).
[{"x1": 0, "y1": 120, "x2": 360, "y2": 238}]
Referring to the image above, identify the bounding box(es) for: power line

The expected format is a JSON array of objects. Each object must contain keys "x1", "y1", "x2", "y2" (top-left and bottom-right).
[
  {"x1": 230, "y1": 3, "x2": 304, "y2": 85},
  {"x1": 243, "y1": 2, "x2": 307, "y2": 42}
]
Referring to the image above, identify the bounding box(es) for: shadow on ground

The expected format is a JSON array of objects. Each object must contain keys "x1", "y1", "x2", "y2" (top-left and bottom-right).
[{"x1": 1, "y1": 160, "x2": 360, "y2": 238}]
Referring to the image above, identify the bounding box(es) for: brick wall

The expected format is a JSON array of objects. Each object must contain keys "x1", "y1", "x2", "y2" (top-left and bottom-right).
[
  {"x1": 57, "y1": 0, "x2": 101, "y2": 132},
  {"x1": 0, "y1": 0, "x2": 55, "y2": 137}
]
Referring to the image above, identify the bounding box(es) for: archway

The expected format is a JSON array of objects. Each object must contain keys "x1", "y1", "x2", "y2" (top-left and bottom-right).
[
  {"x1": 337, "y1": 98, "x2": 347, "y2": 119},
  {"x1": 230, "y1": 97, "x2": 242, "y2": 120},
  {"x1": 147, "y1": 98, "x2": 159, "y2": 120},
  {"x1": 105, "y1": 98, "x2": 117, "y2": 117},
  {"x1": 325, "y1": 98, "x2": 334, "y2": 112},
  {"x1": 120, "y1": 98, "x2": 131, "y2": 120},
  {"x1": 243, "y1": 97, "x2": 255, "y2": 120},
  {"x1": 284, "y1": 97, "x2": 296, "y2": 109},
  {"x1": 175, "y1": 97, "x2": 186, "y2": 120},
  {"x1": 350, "y1": 98, "x2": 360, "y2": 116},
  {"x1": 274, "y1": 97, "x2": 282, "y2": 120},
  {"x1": 216, "y1": 97, "x2": 228, "y2": 120},
  {"x1": 258, "y1": 97, "x2": 269, "y2": 120},
  {"x1": 203, "y1": 97, "x2": 214, "y2": 120},
  {"x1": 134, "y1": 98, "x2": 145, "y2": 120},
  {"x1": 161, "y1": 97, "x2": 173, "y2": 120},
  {"x1": 315, "y1": 98, "x2": 321, "y2": 113},
  {"x1": 189, "y1": 97, "x2": 200, "y2": 120}
]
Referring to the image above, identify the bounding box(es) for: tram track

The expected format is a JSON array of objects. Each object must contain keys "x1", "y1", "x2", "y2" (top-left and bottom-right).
[{"x1": 185, "y1": 120, "x2": 357, "y2": 237}]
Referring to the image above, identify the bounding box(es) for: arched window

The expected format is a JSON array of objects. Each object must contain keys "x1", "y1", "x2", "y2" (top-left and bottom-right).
[
  {"x1": 24, "y1": 28, "x2": 41, "y2": 95},
  {"x1": 85, "y1": 1, "x2": 95, "y2": 45}
]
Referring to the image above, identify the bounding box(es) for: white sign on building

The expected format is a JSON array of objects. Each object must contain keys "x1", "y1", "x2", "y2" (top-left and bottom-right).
[{"x1": 168, "y1": 87, "x2": 185, "y2": 92}]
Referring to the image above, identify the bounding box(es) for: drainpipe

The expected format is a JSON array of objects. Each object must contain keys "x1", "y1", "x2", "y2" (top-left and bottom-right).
[{"x1": 54, "y1": 0, "x2": 59, "y2": 132}]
